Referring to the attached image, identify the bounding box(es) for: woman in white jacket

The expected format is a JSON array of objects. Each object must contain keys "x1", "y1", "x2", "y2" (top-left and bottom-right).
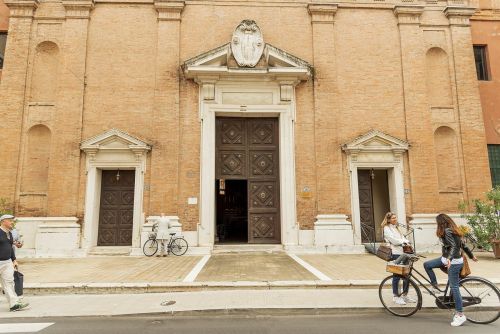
[{"x1": 381, "y1": 212, "x2": 415, "y2": 305}]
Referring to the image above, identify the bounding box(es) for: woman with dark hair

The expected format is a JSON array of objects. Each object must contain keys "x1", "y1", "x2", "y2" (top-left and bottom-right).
[{"x1": 423, "y1": 213, "x2": 478, "y2": 327}]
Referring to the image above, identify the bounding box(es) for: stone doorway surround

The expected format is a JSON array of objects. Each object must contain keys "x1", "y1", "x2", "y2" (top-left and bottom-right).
[
  {"x1": 81, "y1": 129, "x2": 151, "y2": 255},
  {"x1": 182, "y1": 22, "x2": 313, "y2": 249},
  {"x1": 342, "y1": 130, "x2": 409, "y2": 245}
]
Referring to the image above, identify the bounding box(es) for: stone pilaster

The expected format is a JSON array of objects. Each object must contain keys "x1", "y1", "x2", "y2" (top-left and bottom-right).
[
  {"x1": 394, "y1": 5, "x2": 440, "y2": 213},
  {"x1": 445, "y1": 6, "x2": 492, "y2": 198},
  {"x1": 149, "y1": 1, "x2": 184, "y2": 216},
  {"x1": 0, "y1": 0, "x2": 39, "y2": 209},
  {"x1": 49, "y1": 0, "x2": 94, "y2": 216},
  {"x1": 308, "y1": 3, "x2": 343, "y2": 214}
]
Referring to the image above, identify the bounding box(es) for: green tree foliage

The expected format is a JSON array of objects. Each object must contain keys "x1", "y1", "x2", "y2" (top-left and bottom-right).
[{"x1": 459, "y1": 186, "x2": 500, "y2": 251}]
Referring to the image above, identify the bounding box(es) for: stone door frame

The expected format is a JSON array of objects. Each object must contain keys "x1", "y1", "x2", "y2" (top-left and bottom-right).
[
  {"x1": 198, "y1": 82, "x2": 298, "y2": 248},
  {"x1": 342, "y1": 130, "x2": 409, "y2": 245},
  {"x1": 81, "y1": 129, "x2": 150, "y2": 254}
]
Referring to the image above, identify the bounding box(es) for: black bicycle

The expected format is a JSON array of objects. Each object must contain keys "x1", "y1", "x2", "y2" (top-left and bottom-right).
[
  {"x1": 379, "y1": 255, "x2": 500, "y2": 324},
  {"x1": 143, "y1": 223, "x2": 189, "y2": 257}
]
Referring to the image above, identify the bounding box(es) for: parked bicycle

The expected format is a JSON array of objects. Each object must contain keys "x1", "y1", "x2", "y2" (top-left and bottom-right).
[
  {"x1": 379, "y1": 254, "x2": 500, "y2": 324},
  {"x1": 143, "y1": 223, "x2": 189, "y2": 256}
]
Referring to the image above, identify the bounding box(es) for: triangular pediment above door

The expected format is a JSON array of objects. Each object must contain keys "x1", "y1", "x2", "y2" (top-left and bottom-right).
[
  {"x1": 182, "y1": 43, "x2": 313, "y2": 81},
  {"x1": 80, "y1": 129, "x2": 151, "y2": 153},
  {"x1": 182, "y1": 20, "x2": 313, "y2": 82},
  {"x1": 342, "y1": 129, "x2": 409, "y2": 154}
]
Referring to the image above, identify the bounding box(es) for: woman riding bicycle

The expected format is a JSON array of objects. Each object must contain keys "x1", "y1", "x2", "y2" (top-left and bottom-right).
[
  {"x1": 423, "y1": 213, "x2": 478, "y2": 327},
  {"x1": 381, "y1": 212, "x2": 415, "y2": 305}
]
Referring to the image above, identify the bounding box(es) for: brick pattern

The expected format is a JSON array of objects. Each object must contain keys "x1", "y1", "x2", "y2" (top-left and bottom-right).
[{"x1": 0, "y1": 2, "x2": 493, "y2": 236}]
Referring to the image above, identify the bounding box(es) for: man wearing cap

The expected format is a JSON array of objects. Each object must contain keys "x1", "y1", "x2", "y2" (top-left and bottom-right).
[{"x1": 0, "y1": 214, "x2": 29, "y2": 311}]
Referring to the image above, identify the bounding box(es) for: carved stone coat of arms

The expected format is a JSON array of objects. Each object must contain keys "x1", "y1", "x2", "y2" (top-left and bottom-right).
[{"x1": 231, "y1": 20, "x2": 264, "y2": 68}]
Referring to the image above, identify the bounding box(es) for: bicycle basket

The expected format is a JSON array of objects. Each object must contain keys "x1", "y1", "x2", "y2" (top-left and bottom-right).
[
  {"x1": 148, "y1": 232, "x2": 157, "y2": 240},
  {"x1": 386, "y1": 264, "x2": 410, "y2": 277}
]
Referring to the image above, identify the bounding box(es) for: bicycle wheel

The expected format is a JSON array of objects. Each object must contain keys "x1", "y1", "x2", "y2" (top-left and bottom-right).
[
  {"x1": 460, "y1": 276, "x2": 500, "y2": 324},
  {"x1": 379, "y1": 275, "x2": 422, "y2": 317},
  {"x1": 170, "y1": 237, "x2": 188, "y2": 256},
  {"x1": 143, "y1": 239, "x2": 158, "y2": 257}
]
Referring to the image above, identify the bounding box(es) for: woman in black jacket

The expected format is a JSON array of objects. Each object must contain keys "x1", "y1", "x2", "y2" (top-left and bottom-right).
[{"x1": 423, "y1": 213, "x2": 477, "y2": 327}]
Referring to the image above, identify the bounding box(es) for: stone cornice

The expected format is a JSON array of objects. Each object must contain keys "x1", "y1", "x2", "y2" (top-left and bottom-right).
[
  {"x1": 154, "y1": 0, "x2": 185, "y2": 21},
  {"x1": 393, "y1": 5, "x2": 424, "y2": 25},
  {"x1": 471, "y1": 9, "x2": 500, "y2": 21},
  {"x1": 307, "y1": 3, "x2": 338, "y2": 24},
  {"x1": 444, "y1": 6, "x2": 477, "y2": 26},
  {"x1": 4, "y1": 0, "x2": 40, "y2": 18},
  {"x1": 62, "y1": 0, "x2": 95, "y2": 19}
]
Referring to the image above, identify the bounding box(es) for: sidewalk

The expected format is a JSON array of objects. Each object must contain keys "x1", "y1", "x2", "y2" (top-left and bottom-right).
[
  {"x1": 16, "y1": 252, "x2": 500, "y2": 294},
  {"x1": 0, "y1": 288, "x2": 454, "y2": 319}
]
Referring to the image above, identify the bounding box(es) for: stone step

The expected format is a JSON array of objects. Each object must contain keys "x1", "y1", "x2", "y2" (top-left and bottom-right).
[
  {"x1": 212, "y1": 244, "x2": 284, "y2": 254},
  {"x1": 88, "y1": 246, "x2": 131, "y2": 256}
]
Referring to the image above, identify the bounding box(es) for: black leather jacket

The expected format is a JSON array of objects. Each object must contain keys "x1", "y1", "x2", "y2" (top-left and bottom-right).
[{"x1": 441, "y1": 228, "x2": 474, "y2": 260}]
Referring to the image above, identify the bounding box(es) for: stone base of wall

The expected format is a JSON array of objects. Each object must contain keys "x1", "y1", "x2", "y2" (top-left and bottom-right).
[
  {"x1": 314, "y1": 214, "x2": 356, "y2": 246},
  {"x1": 15, "y1": 217, "x2": 83, "y2": 258},
  {"x1": 15, "y1": 213, "x2": 468, "y2": 257}
]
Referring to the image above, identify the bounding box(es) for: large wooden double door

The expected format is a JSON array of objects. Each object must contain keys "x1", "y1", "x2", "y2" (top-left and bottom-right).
[
  {"x1": 216, "y1": 117, "x2": 281, "y2": 244},
  {"x1": 98, "y1": 170, "x2": 135, "y2": 246}
]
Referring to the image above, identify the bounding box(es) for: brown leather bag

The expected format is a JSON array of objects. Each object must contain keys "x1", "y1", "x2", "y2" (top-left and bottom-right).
[
  {"x1": 460, "y1": 254, "x2": 471, "y2": 278},
  {"x1": 403, "y1": 244, "x2": 414, "y2": 254},
  {"x1": 377, "y1": 243, "x2": 393, "y2": 261}
]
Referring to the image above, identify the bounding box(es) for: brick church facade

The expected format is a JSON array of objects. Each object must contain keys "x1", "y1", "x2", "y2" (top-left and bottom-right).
[{"x1": 0, "y1": 0, "x2": 491, "y2": 256}]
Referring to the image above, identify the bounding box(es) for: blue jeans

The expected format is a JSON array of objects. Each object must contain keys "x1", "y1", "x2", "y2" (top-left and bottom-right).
[
  {"x1": 424, "y1": 257, "x2": 463, "y2": 312},
  {"x1": 449, "y1": 263, "x2": 464, "y2": 313},
  {"x1": 391, "y1": 255, "x2": 409, "y2": 296},
  {"x1": 423, "y1": 257, "x2": 442, "y2": 286}
]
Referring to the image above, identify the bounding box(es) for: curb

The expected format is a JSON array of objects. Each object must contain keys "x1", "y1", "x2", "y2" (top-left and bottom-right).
[
  {"x1": 22, "y1": 280, "x2": 383, "y2": 295},
  {"x1": 24, "y1": 278, "x2": 500, "y2": 295}
]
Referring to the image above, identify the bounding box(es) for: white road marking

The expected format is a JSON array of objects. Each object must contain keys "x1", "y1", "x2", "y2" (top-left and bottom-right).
[
  {"x1": 183, "y1": 255, "x2": 211, "y2": 282},
  {"x1": 0, "y1": 323, "x2": 54, "y2": 333},
  {"x1": 288, "y1": 254, "x2": 332, "y2": 281}
]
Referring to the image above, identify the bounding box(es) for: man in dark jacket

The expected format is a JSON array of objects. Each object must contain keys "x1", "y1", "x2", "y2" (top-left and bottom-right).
[{"x1": 0, "y1": 214, "x2": 29, "y2": 311}]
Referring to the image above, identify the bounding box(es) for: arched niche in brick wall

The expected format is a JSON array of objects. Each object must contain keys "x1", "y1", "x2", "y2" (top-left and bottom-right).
[
  {"x1": 19, "y1": 124, "x2": 52, "y2": 216},
  {"x1": 434, "y1": 126, "x2": 462, "y2": 191},
  {"x1": 30, "y1": 41, "x2": 59, "y2": 102},
  {"x1": 425, "y1": 47, "x2": 453, "y2": 108}
]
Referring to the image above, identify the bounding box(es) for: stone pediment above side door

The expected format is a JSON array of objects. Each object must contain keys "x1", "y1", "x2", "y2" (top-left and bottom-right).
[
  {"x1": 80, "y1": 129, "x2": 151, "y2": 162},
  {"x1": 342, "y1": 130, "x2": 410, "y2": 162}
]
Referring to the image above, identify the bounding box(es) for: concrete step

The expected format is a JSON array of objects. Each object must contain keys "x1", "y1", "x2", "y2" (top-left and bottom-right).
[
  {"x1": 88, "y1": 246, "x2": 131, "y2": 256},
  {"x1": 212, "y1": 244, "x2": 284, "y2": 254}
]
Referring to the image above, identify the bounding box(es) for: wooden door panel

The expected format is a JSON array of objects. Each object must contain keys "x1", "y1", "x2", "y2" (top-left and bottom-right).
[
  {"x1": 216, "y1": 117, "x2": 280, "y2": 244},
  {"x1": 220, "y1": 119, "x2": 246, "y2": 146},
  {"x1": 249, "y1": 181, "x2": 277, "y2": 209},
  {"x1": 249, "y1": 213, "x2": 278, "y2": 243},
  {"x1": 358, "y1": 170, "x2": 374, "y2": 243},
  {"x1": 218, "y1": 151, "x2": 246, "y2": 178},
  {"x1": 249, "y1": 151, "x2": 276, "y2": 177},
  {"x1": 247, "y1": 118, "x2": 279, "y2": 244},
  {"x1": 98, "y1": 170, "x2": 135, "y2": 246},
  {"x1": 248, "y1": 119, "x2": 275, "y2": 145}
]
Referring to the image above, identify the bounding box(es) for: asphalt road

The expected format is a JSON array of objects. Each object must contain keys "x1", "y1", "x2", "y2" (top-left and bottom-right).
[{"x1": 1, "y1": 310, "x2": 499, "y2": 334}]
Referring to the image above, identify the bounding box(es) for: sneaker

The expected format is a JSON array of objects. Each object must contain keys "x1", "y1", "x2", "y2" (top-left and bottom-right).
[
  {"x1": 451, "y1": 314, "x2": 467, "y2": 327},
  {"x1": 393, "y1": 296, "x2": 407, "y2": 305},
  {"x1": 402, "y1": 295, "x2": 417, "y2": 303},
  {"x1": 10, "y1": 302, "x2": 30, "y2": 312}
]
